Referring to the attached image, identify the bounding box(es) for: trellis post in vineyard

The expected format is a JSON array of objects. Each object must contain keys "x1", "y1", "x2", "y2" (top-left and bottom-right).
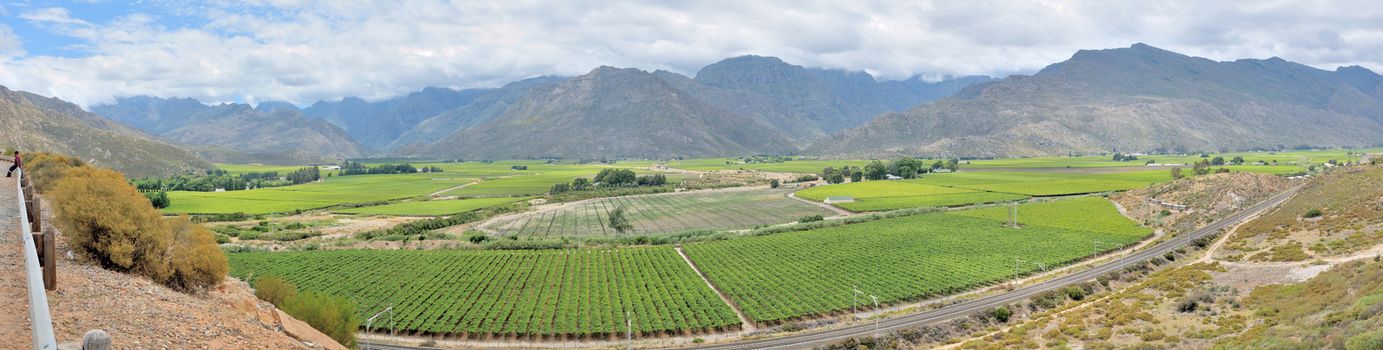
[{"x1": 626, "y1": 310, "x2": 634, "y2": 350}]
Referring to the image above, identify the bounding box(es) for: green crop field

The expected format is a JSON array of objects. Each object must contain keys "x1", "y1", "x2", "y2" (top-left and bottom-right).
[
  {"x1": 228, "y1": 248, "x2": 741, "y2": 337},
  {"x1": 913, "y1": 170, "x2": 1169, "y2": 196},
  {"x1": 335, "y1": 197, "x2": 530, "y2": 216},
  {"x1": 682, "y1": 197, "x2": 1150, "y2": 323},
  {"x1": 482, "y1": 188, "x2": 834, "y2": 236},
  {"x1": 163, "y1": 173, "x2": 477, "y2": 214},
  {"x1": 668, "y1": 158, "x2": 872, "y2": 173},
  {"x1": 164, "y1": 161, "x2": 674, "y2": 214},
  {"x1": 795, "y1": 180, "x2": 1028, "y2": 211}
]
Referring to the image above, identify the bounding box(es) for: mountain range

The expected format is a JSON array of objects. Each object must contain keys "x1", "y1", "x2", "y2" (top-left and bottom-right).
[
  {"x1": 20, "y1": 45, "x2": 1383, "y2": 166},
  {"x1": 0, "y1": 87, "x2": 211, "y2": 177},
  {"x1": 811, "y1": 44, "x2": 1383, "y2": 157},
  {"x1": 91, "y1": 97, "x2": 368, "y2": 163},
  {"x1": 89, "y1": 56, "x2": 991, "y2": 161}
]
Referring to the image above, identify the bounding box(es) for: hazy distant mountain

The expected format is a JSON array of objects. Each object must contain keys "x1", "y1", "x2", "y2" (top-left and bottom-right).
[
  {"x1": 253, "y1": 101, "x2": 300, "y2": 113},
  {"x1": 92, "y1": 56, "x2": 993, "y2": 162},
  {"x1": 389, "y1": 57, "x2": 988, "y2": 159},
  {"x1": 302, "y1": 87, "x2": 491, "y2": 149},
  {"x1": 405, "y1": 67, "x2": 797, "y2": 159},
  {"x1": 93, "y1": 97, "x2": 367, "y2": 163},
  {"x1": 387, "y1": 77, "x2": 566, "y2": 151},
  {"x1": 0, "y1": 87, "x2": 212, "y2": 177},
  {"x1": 693, "y1": 55, "x2": 994, "y2": 132},
  {"x1": 812, "y1": 44, "x2": 1383, "y2": 157}
]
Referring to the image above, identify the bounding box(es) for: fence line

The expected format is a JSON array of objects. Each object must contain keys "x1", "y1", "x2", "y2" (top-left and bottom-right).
[{"x1": 16, "y1": 168, "x2": 58, "y2": 349}]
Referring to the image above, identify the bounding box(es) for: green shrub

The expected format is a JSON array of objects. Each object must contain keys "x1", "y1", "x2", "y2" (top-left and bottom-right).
[
  {"x1": 1304, "y1": 209, "x2": 1324, "y2": 218},
  {"x1": 51, "y1": 167, "x2": 174, "y2": 281},
  {"x1": 1346, "y1": 330, "x2": 1383, "y2": 350},
  {"x1": 283, "y1": 292, "x2": 360, "y2": 348},
  {"x1": 990, "y1": 306, "x2": 1012, "y2": 322},
  {"x1": 1064, "y1": 286, "x2": 1086, "y2": 301},
  {"x1": 799, "y1": 214, "x2": 825, "y2": 223},
  {"x1": 253, "y1": 276, "x2": 298, "y2": 306},
  {"x1": 467, "y1": 232, "x2": 490, "y2": 244},
  {"x1": 166, "y1": 217, "x2": 228, "y2": 290}
]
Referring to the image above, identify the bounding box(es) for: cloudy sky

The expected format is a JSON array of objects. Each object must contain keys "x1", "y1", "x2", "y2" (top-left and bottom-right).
[{"x1": 2, "y1": 0, "x2": 1381, "y2": 107}]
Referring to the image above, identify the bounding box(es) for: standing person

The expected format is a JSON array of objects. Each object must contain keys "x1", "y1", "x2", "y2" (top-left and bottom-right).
[{"x1": 5, "y1": 150, "x2": 19, "y2": 177}]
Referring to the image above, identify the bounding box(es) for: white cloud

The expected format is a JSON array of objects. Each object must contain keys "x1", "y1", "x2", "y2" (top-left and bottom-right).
[
  {"x1": 0, "y1": 25, "x2": 22, "y2": 57},
  {"x1": 1, "y1": 0, "x2": 1382, "y2": 108},
  {"x1": 19, "y1": 7, "x2": 94, "y2": 27}
]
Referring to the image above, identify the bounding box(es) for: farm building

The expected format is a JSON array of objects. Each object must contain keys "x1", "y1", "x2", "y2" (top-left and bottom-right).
[{"x1": 824, "y1": 196, "x2": 856, "y2": 204}]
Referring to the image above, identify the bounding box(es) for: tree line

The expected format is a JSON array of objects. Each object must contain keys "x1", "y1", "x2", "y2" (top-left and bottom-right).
[
  {"x1": 549, "y1": 168, "x2": 669, "y2": 195},
  {"x1": 338, "y1": 160, "x2": 443, "y2": 175},
  {"x1": 819, "y1": 158, "x2": 960, "y2": 184}
]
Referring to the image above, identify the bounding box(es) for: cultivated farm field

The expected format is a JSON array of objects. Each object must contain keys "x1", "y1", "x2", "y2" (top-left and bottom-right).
[
  {"x1": 164, "y1": 173, "x2": 478, "y2": 214},
  {"x1": 683, "y1": 197, "x2": 1150, "y2": 323},
  {"x1": 481, "y1": 187, "x2": 834, "y2": 236},
  {"x1": 228, "y1": 248, "x2": 741, "y2": 337},
  {"x1": 795, "y1": 180, "x2": 1028, "y2": 212},
  {"x1": 334, "y1": 197, "x2": 531, "y2": 216}
]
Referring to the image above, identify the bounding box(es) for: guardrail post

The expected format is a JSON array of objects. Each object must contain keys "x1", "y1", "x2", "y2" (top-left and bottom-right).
[
  {"x1": 43, "y1": 226, "x2": 56, "y2": 290},
  {"x1": 29, "y1": 196, "x2": 42, "y2": 236}
]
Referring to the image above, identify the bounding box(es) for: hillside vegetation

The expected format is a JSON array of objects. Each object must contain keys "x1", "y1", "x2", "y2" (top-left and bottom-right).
[
  {"x1": 814, "y1": 44, "x2": 1383, "y2": 157},
  {"x1": 1220, "y1": 165, "x2": 1383, "y2": 262},
  {"x1": 0, "y1": 86, "x2": 211, "y2": 178}
]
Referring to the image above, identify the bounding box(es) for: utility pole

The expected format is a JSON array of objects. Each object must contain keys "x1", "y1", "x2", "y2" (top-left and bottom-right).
[
  {"x1": 364, "y1": 305, "x2": 395, "y2": 350},
  {"x1": 1014, "y1": 258, "x2": 1046, "y2": 277},
  {"x1": 1092, "y1": 240, "x2": 1123, "y2": 255},
  {"x1": 626, "y1": 311, "x2": 633, "y2": 350},
  {"x1": 870, "y1": 295, "x2": 880, "y2": 338},
  {"x1": 1010, "y1": 202, "x2": 1018, "y2": 228}
]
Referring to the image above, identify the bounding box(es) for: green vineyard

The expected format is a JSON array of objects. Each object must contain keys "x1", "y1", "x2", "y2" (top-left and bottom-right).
[
  {"x1": 228, "y1": 248, "x2": 741, "y2": 337},
  {"x1": 481, "y1": 188, "x2": 833, "y2": 236},
  {"x1": 682, "y1": 197, "x2": 1150, "y2": 323},
  {"x1": 228, "y1": 197, "x2": 1149, "y2": 336}
]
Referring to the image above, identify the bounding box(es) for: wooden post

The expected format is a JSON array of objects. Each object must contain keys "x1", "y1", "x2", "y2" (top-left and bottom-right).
[
  {"x1": 42, "y1": 227, "x2": 56, "y2": 290},
  {"x1": 31, "y1": 233, "x2": 43, "y2": 270},
  {"x1": 29, "y1": 196, "x2": 41, "y2": 234}
]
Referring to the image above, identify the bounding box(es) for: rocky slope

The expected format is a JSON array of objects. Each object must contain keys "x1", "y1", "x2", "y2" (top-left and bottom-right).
[
  {"x1": 0, "y1": 87, "x2": 212, "y2": 178},
  {"x1": 409, "y1": 67, "x2": 799, "y2": 159},
  {"x1": 812, "y1": 44, "x2": 1383, "y2": 157},
  {"x1": 694, "y1": 55, "x2": 993, "y2": 133}
]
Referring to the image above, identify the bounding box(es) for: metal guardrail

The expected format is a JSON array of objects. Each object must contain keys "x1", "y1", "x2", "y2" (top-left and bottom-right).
[{"x1": 16, "y1": 168, "x2": 58, "y2": 350}]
